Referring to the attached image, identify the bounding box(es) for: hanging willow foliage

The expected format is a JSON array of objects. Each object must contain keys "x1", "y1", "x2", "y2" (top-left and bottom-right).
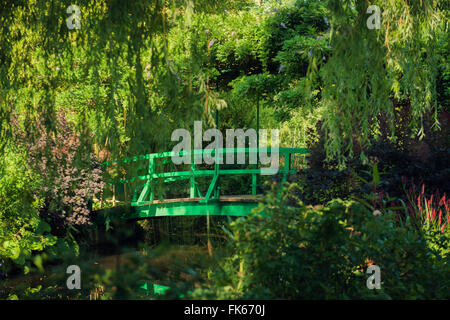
[
  {"x1": 1, "y1": 0, "x2": 165, "y2": 158},
  {"x1": 1, "y1": 0, "x2": 446, "y2": 166},
  {"x1": 315, "y1": 0, "x2": 448, "y2": 166},
  {"x1": 0, "y1": 0, "x2": 251, "y2": 159}
]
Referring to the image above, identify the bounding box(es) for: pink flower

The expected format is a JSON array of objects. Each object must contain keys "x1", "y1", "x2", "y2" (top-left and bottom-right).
[
  {"x1": 438, "y1": 210, "x2": 442, "y2": 227},
  {"x1": 439, "y1": 194, "x2": 446, "y2": 206}
]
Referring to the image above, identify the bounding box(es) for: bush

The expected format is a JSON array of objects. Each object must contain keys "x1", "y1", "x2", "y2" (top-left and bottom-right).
[
  {"x1": 12, "y1": 111, "x2": 104, "y2": 234},
  {"x1": 0, "y1": 144, "x2": 57, "y2": 269},
  {"x1": 194, "y1": 184, "x2": 450, "y2": 299}
]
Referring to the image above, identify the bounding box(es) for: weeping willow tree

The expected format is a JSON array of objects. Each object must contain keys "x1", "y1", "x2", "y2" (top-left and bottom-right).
[
  {"x1": 1, "y1": 0, "x2": 164, "y2": 158},
  {"x1": 0, "y1": 0, "x2": 254, "y2": 236},
  {"x1": 0, "y1": 0, "x2": 251, "y2": 160},
  {"x1": 310, "y1": 0, "x2": 448, "y2": 166}
]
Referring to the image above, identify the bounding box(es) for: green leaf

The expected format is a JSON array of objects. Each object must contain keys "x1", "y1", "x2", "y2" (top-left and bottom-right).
[
  {"x1": 36, "y1": 220, "x2": 51, "y2": 235},
  {"x1": 372, "y1": 163, "x2": 380, "y2": 186},
  {"x1": 33, "y1": 255, "x2": 45, "y2": 273}
]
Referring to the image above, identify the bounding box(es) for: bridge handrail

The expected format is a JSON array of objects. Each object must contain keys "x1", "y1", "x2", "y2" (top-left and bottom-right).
[
  {"x1": 101, "y1": 147, "x2": 308, "y2": 166},
  {"x1": 101, "y1": 147, "x2": 309, "y2": 205}
]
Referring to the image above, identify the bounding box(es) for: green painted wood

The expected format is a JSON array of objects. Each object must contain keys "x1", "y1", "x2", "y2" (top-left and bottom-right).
[
  {"x1": 99, "y1": 147, "x2": 308, "y2": 219},
  {"x1": 131, "y1": 201, "x2": 259, "y2": 219},
  {"x1": 102, "y1": 148, "x2": 308, "y2": 166},
  {"x1": 94, "y1": 199, "x2": 262, "y2": 221},
  {"x1": 139, "y1": 281, "x2": 191, "y2": 298}
]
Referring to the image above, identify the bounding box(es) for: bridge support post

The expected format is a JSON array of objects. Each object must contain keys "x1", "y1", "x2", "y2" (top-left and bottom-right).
[
  {"x1": 190, "y1": 160, "x2": 197, "y2": 198},
  {"x1": 252, "y1": 173, "x2": 257, "y2": 195}
]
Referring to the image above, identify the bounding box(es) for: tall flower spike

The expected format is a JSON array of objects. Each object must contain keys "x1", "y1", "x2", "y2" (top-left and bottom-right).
[{"x1": 438, "y1": 210, "x2": 442, "y2": 227}]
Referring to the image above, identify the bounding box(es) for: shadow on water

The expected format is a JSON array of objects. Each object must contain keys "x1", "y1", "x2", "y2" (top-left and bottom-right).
[{"x1": 0, "y1": 214, "x2": 232, "y2": 299}]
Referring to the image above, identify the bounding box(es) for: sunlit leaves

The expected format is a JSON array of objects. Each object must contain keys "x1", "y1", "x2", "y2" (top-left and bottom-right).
[{"x1": 314, "y1": 0, "x2": 446, "y2": 166}]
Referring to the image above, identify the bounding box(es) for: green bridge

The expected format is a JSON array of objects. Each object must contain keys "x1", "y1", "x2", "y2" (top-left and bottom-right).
[
  {"x1": 93, "y1": 147, "x2": 309, "y2": 297},
  {"x1": 94, "y1": 147, "x2": 309, "y2": 222}
]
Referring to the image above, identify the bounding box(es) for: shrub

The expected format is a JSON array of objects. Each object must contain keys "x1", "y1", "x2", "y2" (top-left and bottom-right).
[
  {"x1": 194, "y1": 184, "x2": 450, "y2": 299},
  {"x1": 12, "y1": 111, "x2": 104, "y2": 234},
  {"x1": 0, "y1": 144, "x2": 57, "y2": 269}
]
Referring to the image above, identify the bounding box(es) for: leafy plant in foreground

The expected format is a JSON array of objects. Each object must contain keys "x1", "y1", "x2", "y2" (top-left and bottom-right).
[{"x1": 193, "y1": 183, "x2": 450, "y2": 299}]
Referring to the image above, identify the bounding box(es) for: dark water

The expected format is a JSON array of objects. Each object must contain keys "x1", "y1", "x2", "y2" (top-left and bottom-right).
[
  {"x1": 0, "y1": 243, "x2": 211, "y2": 299},
  {"x1": 1, "y1": 214, "x2": 226, "y2": 299}
]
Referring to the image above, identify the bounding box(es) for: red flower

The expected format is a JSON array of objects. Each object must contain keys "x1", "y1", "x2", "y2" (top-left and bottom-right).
[
  {"x1": 438, "y1": 210, "x2": 442, "y2": 227},
  {"x1": 439, "y1": 195, "x2": 445, "y2": 206}
]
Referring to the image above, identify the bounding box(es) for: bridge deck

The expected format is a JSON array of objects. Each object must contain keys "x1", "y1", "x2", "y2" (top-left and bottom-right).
[
  {"x1": 93, "y1": 195, "x2": 264, "y2": 223},
  {"x1": 143, "y1": 194, "x2": 261, "y2": 205},
  {"x1": 132, "y1": 194, "x2": 263, "y2": 219}
]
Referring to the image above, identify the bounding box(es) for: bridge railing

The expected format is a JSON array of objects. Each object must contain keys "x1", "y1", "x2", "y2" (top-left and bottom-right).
[{"x1": 101, "y1": 147, "x2": 309, "y2": 206}]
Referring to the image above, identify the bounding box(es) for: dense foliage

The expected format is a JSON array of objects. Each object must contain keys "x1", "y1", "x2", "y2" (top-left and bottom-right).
[
  {"x1": 0, "y1": 0, "x2": 448, "y2": 300},
  {"x1": 192, "y1": 185, "x2": 450, "y2": 299}
]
